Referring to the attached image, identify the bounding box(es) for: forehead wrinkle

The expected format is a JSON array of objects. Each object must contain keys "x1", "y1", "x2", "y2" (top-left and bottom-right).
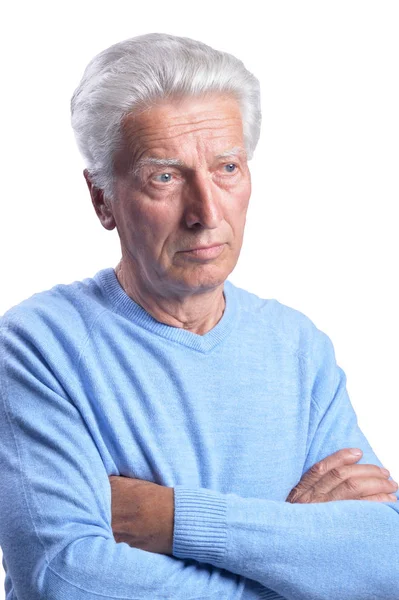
[
  {"x1": 138, "y1": 128, "x2": 243, "y2": 150},
  {"x1": 122, "y1": 108, "x2": 244, "y2": 169},
  {"x1": 162, "y1": 114, "x2": 241, "y2": 127},
  {"x1": 124, "y1": 115, "x2": 242, "y2": 143},
  {"x1": 123, "y1": 127, "x2": 243, "y2": 172}
]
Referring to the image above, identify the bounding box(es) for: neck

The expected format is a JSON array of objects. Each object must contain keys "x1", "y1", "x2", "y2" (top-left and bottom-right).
[{"x1": 115, "y1": 261, "x2": 226, "y2": 336}]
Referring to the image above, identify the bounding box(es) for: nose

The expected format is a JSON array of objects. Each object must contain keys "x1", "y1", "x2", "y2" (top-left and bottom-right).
[{"x1": 183, "y1": 172, "x2": 223, "y2": 230}]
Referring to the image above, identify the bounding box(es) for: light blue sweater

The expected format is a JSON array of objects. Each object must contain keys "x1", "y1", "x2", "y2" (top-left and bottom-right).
[{"x1": 0, "y1": 268, "x2": 398, "y2": 600}]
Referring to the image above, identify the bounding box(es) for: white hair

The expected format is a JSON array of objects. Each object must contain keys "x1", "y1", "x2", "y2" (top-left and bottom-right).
[{"x1": 71, "y1": 32, "x2": 261, "y2": 199}]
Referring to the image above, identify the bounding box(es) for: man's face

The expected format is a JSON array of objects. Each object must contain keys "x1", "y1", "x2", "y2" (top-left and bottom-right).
[{"x1": 108, "y1": 94, "x2": 251, "y2": 297}]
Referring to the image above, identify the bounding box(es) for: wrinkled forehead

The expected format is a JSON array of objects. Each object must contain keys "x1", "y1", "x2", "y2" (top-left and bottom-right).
[{"x1": 116, "y1": 94, "x2": 245, "y2": 170}]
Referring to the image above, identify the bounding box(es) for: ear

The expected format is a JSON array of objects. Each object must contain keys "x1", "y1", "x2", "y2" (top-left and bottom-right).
[{"x1": 83, "y1": 169, "x2": 116, "y2": 231}]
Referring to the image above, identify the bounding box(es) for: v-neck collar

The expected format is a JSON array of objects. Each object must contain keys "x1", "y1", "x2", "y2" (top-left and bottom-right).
[{"x1": 96, "y1": 268, "x2": 239, "y2": 353}]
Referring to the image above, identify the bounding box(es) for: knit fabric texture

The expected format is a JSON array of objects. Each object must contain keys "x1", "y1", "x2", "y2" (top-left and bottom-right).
[{"x1": 0, "y1": 268, "x2": 398, "y2": 600}]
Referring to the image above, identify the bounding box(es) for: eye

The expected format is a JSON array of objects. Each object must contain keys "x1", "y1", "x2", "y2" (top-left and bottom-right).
[
  {"x1": 152, "y1": 172, "x2": 174, "y2": 183},
  {"x1": 223, "y1": 163, "x2": 238, "y2": 174}
]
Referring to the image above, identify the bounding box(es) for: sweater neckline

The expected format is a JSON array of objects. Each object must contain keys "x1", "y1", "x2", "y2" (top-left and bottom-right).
[{"x1": 95, "y1": 268, "x2": 239, "y2": 353}]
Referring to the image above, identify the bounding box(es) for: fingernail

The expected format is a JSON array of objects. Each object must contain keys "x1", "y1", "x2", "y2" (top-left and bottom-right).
[
  {"x1": 349, "y1": 449, "x2": 362, "y2": 456},
  {"x1": 381, "y1": 468, "x2": 390, "y2": 476},
  {"x1": 389, "y1": 495, "x2": 398, "y2": 502}
]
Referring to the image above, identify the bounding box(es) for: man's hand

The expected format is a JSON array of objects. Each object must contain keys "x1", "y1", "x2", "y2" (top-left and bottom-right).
[
  {"x1": 109, "y1": 476, "x2": 174, "y2": 554},
  {"x1": 286, "y1": 448, "x2": 398, "y2": 504}
]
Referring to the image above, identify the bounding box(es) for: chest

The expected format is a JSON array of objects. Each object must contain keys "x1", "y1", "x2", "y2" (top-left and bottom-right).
[{"x1": 75, "y1": 336, "x2": 310, "y2": 501}]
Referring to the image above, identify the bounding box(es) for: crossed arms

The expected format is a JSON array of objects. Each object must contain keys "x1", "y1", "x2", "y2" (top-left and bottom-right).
[
  {"x1": 1, "y1": 320, "x2": 398, "y2": 600},
  {"x1": 109, "y1": 447, "x2": 398, "y2": 556}
]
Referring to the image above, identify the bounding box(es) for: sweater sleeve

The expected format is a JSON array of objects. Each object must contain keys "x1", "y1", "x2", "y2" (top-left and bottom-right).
[
  {"x1": 173, "y1": 329, "x2": 399, "y2": 600},
  {"x1": 0, "y1": 318, "x2": 250, "y2": 600}
]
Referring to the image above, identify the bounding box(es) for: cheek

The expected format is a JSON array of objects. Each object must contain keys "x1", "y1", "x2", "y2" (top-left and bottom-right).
[
  {"x1": 125, "y1": 203, "x2": 179, "y2": 255},
  {"x1": 240, "y1": 186, "x2": 251, "y2": 211},
  {"x1": 225, "y1": 185, "x2": 250, "y2": 242},
  {"x1": 233, "y1": 180, "x2": 251, "y2": 218}
]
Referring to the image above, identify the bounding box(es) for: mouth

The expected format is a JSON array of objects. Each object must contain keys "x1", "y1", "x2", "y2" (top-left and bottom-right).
[{"x1": 179, "y1": 243, "x2": 225, "y2": 260}]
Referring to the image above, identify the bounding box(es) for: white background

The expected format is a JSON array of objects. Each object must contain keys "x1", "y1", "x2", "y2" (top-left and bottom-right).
[{"x1": 1, "y1": 1, "x2": 398, "y2": 596}]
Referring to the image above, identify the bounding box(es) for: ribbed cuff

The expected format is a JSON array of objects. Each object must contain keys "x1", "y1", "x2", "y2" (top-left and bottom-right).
[{"x1": 173, "y1": 486, "x2": 228, "y2": 564}]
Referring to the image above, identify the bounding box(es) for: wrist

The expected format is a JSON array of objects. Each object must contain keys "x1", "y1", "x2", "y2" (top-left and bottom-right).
[
  {"x1": 173, "y1": 486, "x2": 227, "y2": 563},
  {"x1": 160, "y1": 486, "x2": 175, "y2": 555}
]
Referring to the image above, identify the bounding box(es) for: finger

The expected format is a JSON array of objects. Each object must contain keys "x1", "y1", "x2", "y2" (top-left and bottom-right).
[
  {"x1": 329, "y1": 476, "x2": 399, "y2": 501},
  {"x1": 288, "y1": 449, "x2": 363, "y2": 499},
  {"x1": 302, "y1": 464, "x2": 390, "y2": 497},
  {"x1": 289, "y1": 474, "x2": 391, "y2": 504},
  {"x1": 362, "y1": 493, "x2": 398, "y2": 502}
]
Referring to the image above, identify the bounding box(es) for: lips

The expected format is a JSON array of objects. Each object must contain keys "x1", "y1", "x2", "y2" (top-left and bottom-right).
[
  {"x1": 179, "y1": 243, "x2": 225, "y2": 259},
  {"x1": 184, "y1": 244, "x2": 223, "y2": 252}
]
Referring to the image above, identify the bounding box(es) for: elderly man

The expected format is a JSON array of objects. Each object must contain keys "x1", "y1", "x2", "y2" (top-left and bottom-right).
[{"x1": 0, "y1": 33, "x2": 398, "y2": 600}]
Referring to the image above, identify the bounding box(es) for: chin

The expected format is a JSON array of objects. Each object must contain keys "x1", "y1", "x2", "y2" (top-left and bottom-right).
[{"x1": 172, "y1": 263, "x2": 234, "y2": 294}]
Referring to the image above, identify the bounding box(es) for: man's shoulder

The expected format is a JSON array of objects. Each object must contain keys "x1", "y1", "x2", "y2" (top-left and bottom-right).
[
  {"x1": 228, "y1": 280, "x2": 324, "y2": 357},
  {"x1": 0, "y1": 269, "x2": 111, "y2": 344}
]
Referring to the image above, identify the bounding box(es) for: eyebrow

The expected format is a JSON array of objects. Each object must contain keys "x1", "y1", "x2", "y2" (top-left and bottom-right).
[{"x1": 132, "y1": 146, "x2": 247, "y2": 177}]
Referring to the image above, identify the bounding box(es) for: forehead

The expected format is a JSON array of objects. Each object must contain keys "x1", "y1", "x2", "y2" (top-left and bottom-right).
[{"x1": 120, "y1": 94, "x2": 245, "y2": 164}]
